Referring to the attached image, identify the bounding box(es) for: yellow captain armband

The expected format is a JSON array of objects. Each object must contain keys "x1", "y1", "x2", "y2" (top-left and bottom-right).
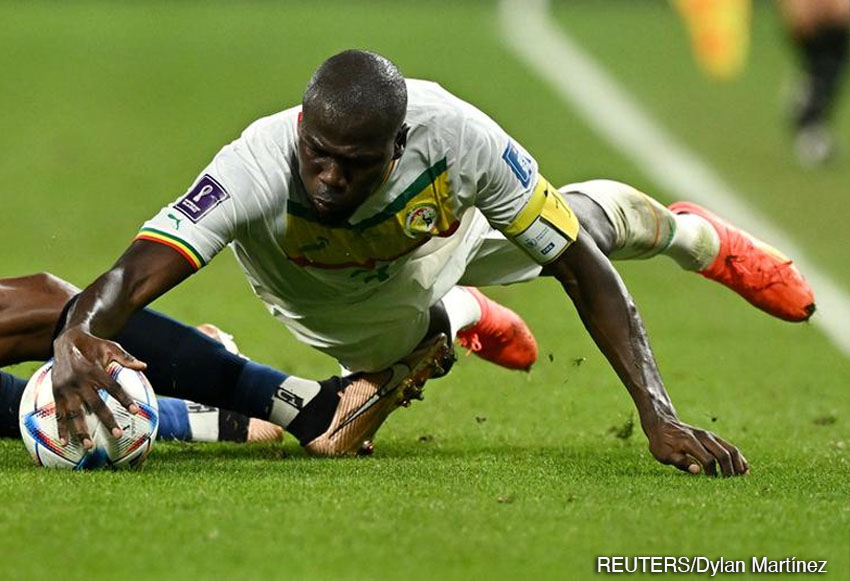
[{"x1": 503, "y1": 177, "x2": 580, "y2": 264}]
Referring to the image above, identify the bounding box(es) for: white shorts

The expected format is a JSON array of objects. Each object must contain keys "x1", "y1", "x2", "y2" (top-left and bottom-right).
[{"x1": 274, "y1": 208, "x2": 542, "y2": 372}]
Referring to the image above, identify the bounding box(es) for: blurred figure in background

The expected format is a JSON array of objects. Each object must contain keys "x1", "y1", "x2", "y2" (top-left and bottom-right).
[
  {"x1": 780, "y1": 0, "x2": 850, "y2": 167},
  {"x1": 675, "y1": 0, "x2": 849, "y2": 167},
  {"x1": 673, "y1": 0, "x2": 752, "y2": 82}
]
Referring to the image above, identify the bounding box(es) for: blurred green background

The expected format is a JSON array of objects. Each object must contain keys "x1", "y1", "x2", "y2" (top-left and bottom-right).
[{"x1": 1, "y1": 1, "x2": 848, "y2": 579}]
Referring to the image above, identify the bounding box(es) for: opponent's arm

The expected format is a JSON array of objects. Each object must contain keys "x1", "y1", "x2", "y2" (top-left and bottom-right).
[
  {"x1": 51, "y1": 241, "x2": 194, "y2": 449},
  {"x1": 542, "y1": 230, "x2": 748, "y2": 477}
]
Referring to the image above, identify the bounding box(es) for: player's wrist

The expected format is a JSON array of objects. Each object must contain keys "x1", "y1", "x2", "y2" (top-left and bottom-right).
[
  {"x1": 636, "y1": 400, "x2": 679, "y2": 435},
  {"x1": 54, "y1": 324, "x2": 89, "y2": 347}
]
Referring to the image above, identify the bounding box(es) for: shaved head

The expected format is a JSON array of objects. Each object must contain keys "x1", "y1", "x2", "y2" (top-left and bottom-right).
[
  {"x1": 302, "y1": 50, "x2": 407, "y2": 138},
  {"x1": 297, "y1": 50, "x2": 410, "y2": 225}
]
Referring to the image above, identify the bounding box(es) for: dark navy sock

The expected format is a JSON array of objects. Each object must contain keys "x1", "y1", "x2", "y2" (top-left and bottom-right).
[
  {"x1": 50, "y1": 304, "x2": 336, "y2": 442},
  {"x1": 117, "y1": 309, "x2": 337, "y2": 441},
  {"x1": 0, "y1": 371, "x2": 28, "y2": 438},
  {"x1": 218, "y1": 410, "x2": 249, "y2": 442},
  {"x1": 115, "y1": 309, "x2": 287, "y2": 418}
]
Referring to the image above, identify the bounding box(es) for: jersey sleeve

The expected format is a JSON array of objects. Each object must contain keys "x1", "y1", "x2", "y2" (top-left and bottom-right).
[
  {"x1": 457, "y1": 108, "x2": 580, "y2": 265},
  {"x1": 136, "y1": 138, "x2": 270, "y2": 270}
]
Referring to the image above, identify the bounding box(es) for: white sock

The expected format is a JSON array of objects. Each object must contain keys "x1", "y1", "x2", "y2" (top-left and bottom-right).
[
  {"x1": 664, "y1": 214, "x2": 721, "y2": 271},
  {"x1": 442, "y1": 286, "x2": 482, "y2": 338},
  {"x1": 267, "y1": 376, "x2": 322, "y2": 428},
  {"x1": 186, "y1": 402, "x2": 220, "y2": 442}
]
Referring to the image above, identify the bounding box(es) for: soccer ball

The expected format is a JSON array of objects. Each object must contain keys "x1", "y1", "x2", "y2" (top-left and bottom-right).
[{"x1": 18, "y1": 360, "x2": 159, "y2": 469}]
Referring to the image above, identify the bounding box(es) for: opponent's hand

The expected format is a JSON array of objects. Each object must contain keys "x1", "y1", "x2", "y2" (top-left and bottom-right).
[
  {"x1": 51, "y1": 326, "x2": 147, "y2": 450},
  {"x1": 646, "y1": 417, "x2": 748, "y2": 477}
]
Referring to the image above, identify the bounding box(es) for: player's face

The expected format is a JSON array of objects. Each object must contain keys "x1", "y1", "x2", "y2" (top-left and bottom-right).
[{"x1": 297, "y1": 112, "x2": 406, "y2": 225}]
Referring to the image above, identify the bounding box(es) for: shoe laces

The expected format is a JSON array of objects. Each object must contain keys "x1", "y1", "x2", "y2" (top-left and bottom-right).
[
  {"x1": 724, "y1": 233, "x2": 795, "y2": 291},
  {"x1": 456, "y1": 330, "x2": 482, "y2": 354}
]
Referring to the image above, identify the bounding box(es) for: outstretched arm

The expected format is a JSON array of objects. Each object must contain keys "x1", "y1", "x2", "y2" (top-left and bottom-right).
[
  {"x1": 543, "y1": 229, "x2": 748, "y2": 477},
  {"x1": 51, "y1": 241, "x2": 195, "y2": 449}
]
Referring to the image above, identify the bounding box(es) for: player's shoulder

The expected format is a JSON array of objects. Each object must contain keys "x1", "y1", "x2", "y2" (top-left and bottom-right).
[
  {"x1": 407, "y1": 80, "x2": 480, "y2": 126},
  {"x1": 406, "y1": 79, "x2": 503, "y2": 143},
  {"x1": 219, "y1": 105, "x2": 300, "y2": 177},
  {"x1": 406, "y1": 78, "x2": 456, "y2": 106},
  {"x1": 205, "y1": 105, "x2": 300, "y2": 205},
  {"x1": 238, "y1": 105, "x2": 301, "y2": 151}
]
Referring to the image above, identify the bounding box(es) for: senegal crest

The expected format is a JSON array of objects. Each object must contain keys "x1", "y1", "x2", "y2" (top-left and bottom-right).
[{"x1": 403, "y1": 204, "x2": 439, "y2": 238}]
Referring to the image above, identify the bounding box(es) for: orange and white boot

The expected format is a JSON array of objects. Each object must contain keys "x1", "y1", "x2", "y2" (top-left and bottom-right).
[
  {"x1": 669, "y1": 202, "x2": 815, "y2": 322},
  {"x1": 455, "y1": 288, "x2": 538, "y2": 371}
]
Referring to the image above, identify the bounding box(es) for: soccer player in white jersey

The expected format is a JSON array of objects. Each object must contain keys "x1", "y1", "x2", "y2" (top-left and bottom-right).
[{"x1": 0, "y1": 50, "x2": 815, "y2": 476}]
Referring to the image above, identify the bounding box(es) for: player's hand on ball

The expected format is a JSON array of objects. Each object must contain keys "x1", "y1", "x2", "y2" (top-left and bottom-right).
[
  {"x1": 646, "y1": 417, "x2": 748, "y2": 477},
  {"x1": 51, "y1": 327, "x2": 147, "y2": 449}
]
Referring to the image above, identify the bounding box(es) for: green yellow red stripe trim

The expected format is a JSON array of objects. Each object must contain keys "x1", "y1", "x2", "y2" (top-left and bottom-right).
[
  {"x1": 286, "y1": 158, "x2": 448, "y2": 230},
  {"x1": 134, "y1": 227, "x2": 205, "y2": 270}
]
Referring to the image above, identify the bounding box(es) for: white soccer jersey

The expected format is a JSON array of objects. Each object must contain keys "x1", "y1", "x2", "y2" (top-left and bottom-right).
[{"x1": 138, "y1": 80, "x2": 579, "y2": 370}]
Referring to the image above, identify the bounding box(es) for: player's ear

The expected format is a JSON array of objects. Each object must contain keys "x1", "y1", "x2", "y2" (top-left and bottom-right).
[{"x1": 392, "y1": 124, "x2": 409, "y2": 160}]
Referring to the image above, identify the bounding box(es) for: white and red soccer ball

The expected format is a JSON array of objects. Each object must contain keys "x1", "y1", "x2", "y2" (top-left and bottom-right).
[{"x1": 18, "y1": 360, "x2": 158, "y2": 469}]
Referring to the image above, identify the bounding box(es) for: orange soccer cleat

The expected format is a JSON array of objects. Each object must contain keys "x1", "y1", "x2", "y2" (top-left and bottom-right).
[
  {"x1": 669, "y1": 202, "x2": 815, "y2": 322},
  {"x1": 456, "y1": 287, "x2": 538, "y2": 371}
]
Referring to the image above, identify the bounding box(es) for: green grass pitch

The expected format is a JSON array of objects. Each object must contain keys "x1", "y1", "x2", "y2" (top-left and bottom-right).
[{"x1": 1, "y1": 1, "x2": 848, "y2": 579}]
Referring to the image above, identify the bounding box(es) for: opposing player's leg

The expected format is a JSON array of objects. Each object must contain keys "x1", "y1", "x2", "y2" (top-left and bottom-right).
[
  {"x1": 0, "y1": 276, "x2": 310, "y2": 445},
  {"x1": 86, "y1": 306, "x2": 409, "y2": 454},
  {"x1": 0, "y1": 273, "x2": 454, "y2": 455},
  {"x1": 156, "y1": 397, "x2": 283, "y2": 443},
  {"x1": 0, "y1": 301, "x2": 281, "y2": 445},
  {"x1": 0, "y1": 276, "x2": 280, "y2": 443},
  {"x1": 159, "y1": 324, "x2": 282, "y2": 444},
  {"x1": 558, "y1": 180, "x2": 815, "y2": 321},
  {"x1": 0, "y1": 370, "x2": 28, "y2": 438},
  {"x1": 2, "y1": 368, "x2": 277, "y2": 443},
  {"x1": 1, "y1": 304, "x2": 452, "y2": 455}
]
